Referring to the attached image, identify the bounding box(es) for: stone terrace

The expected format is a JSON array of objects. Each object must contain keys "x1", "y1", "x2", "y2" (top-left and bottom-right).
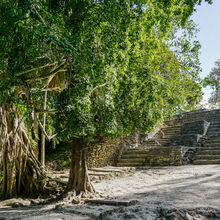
[{"x1": 117, "y1": 109, "x2": 220, "y2": 167}]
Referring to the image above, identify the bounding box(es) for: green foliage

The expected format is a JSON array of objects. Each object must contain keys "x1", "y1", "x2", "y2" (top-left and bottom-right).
[
  {"x1": 52, "y1": 0, "x2": 203, "y2": 141},
  {"x1": 204, "y1": 60, "x2": 220, "y2": 108},
  {"x1": 46, "y1": 143, "x2": 71, "y2": 170},
  {"x1": 0, "y1": 0, "x2": 207, "y2": 145},
  {"x1": 0, "y1": 0, "x2": 66, "y2": 145}
]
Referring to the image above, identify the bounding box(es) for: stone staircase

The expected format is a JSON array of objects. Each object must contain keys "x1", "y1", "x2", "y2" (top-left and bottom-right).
[
  {"x1": 193, "y1": 121, "x2": 220, "y2": 165},
  {"x1": 117, "y1": 149, "x2": 149, "y2": 167},
  {"x1": 117, "y1": 109, "x2": 220, "y2": 167}
]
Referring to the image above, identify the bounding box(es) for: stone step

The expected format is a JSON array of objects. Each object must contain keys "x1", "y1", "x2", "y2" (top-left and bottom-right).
[
  {"x1": 142, "y1": 141, "x2": 162, "y2": 146},
  {"x1": 200, "y1": 147, "x2": 220, "y2": 150},
  {"x1": 206, "y1": 138, "x2": 220, "y2": 143},
  {"x1": 162, "y1": 131, "x2": 181, "y2": 136},
  {"x1": 161, "y1": 129, "x2": 181, "y2": 133},
  {"x1": 206, "y1": 132, "x2": 220, "y2": 137},
  {"x1": 206, "y1": 139, "x2": 220, "y2": 143},
  {"x1": 205, "y1": 139, "x2": 220, "y2": 143},
  {"x1": 162, "y1": 129, "x2": 180, "y2": 134},
  {"x1": 142, "y1": 140, "x2": 169, "y2": 146},
  {"x1": 207, "y1": 127, "x2": 220, "y2": 132},
  {"x1": 155, "y1": 139, "x2": 170, "y2": 144},
  {"x1": 204, "y1": 143, "x2": 220, "y2": 147},
  {"x1": 209, "y1": 122, "x2": 220, "y2": 128},
  {"x1": 163, "y1": 134, "x2": 179, "y2": 138},
  {"x1": 144, "y1": 138, "x2": 169, "y2": 143},
  {"x1": 205, "y1": 138, "x2": 220, "y2": 142},
  {"x1": 162, "y1": 135, "x2": 179, "y2": 139},
  {"x1": 117, "y1": 162, "x2": 143, "y2": 167},
  {"x1": 122, "y1": 153, "x2": 149, "y2": 158},
  {"x1": 197, "y1": 149, "x2": 220, "y2": 155},
  {"x1": 210, "y1": 120, "x2": 220, "y2": 123},
  {"x1": 208, "y1": 127, "x2": 220, "y2": 131},
  {"x1": 208, "y1": 120, "x2": 220, "y2": 123},
  {"x1": 143, "y1": 140, "x2": 157, "y2": 143},
  {"x1": 195, "y1": 155, "x2": 220, "y2": 160},
  {"x1": 125, "y1": 149, "x2": 149, "y2": 154},
  {"x1": 209, "y1": 121, "x2": 220, "y2": 125},
  {"x1": 207, "y1": 130, "x2": 220, "y2": 135},
  {"x1": 141, "y1": 144, "x2": 161, "y2": 147},
  {"x1": 118, "y1": 158, "x2": 146, "y2": 163},
  {"x1": 161, "y1": 126, "x2": 181, "y2": 131},
  {"x1": 205, "y1": 143, "x2": 220, "y2": 147},
  {"x1": 193, "y1": 159, "x2": 220, "y2": 165}
]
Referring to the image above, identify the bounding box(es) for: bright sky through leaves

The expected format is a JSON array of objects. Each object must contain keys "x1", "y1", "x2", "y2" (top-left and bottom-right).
[{"x1": 192, "y1": 0, "x2": 220, "y2": 102}]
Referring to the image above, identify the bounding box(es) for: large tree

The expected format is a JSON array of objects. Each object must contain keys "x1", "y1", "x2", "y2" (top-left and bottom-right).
[
  {"x1": 0, "y1": 0, "x2": 211, "y2": 198},
  {"x1": 0, "y1": 0, "x2": 66, "y2": 198},
  {"x1": 53, "y1": 0, "x2": 204, "y2": 195}
]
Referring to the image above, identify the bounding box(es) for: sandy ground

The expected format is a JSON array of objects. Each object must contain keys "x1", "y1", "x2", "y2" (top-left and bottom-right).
[
  {"x1": 94, "y1": 165, "x2": 220, "y2": 208},
  {"x1": 0, "y1": 165, "x2": 220, "y2": 219}
]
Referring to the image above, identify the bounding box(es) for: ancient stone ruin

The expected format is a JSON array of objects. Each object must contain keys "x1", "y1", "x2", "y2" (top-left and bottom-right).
[{"x1": 117, "y1": 109, "x2": 220, "y2": 167}]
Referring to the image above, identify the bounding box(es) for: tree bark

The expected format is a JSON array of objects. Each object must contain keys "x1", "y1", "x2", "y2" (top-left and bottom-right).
[
  {"x1": 67, "y1": 137, "x2": 94, "y2": 195},
  {"x1": 38, "y1": 125, "x2": 42, "y2": 162},
  {"x1": 41, "y1": 91, "x2": 47, "y2": 168}
]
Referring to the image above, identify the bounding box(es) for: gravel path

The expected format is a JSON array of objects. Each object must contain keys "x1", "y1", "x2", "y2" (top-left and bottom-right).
[
  {"x1": 94, "y1": 165, "x2": 220, "y2": 208},
  {"x1": 0, "y1": 165, "x2": 220, "y2": 219}
]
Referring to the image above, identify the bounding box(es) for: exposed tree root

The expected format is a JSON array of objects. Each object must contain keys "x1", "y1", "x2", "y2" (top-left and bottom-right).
[
  {"x1": 0, "y1": 105, "x2": 48, "y2": 199},
  {"x1": 53, "y1": 189, "x2": 99, "y2": 205}
]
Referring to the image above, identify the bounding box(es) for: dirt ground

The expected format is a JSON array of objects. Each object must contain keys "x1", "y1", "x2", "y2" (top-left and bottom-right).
[{"x1": 0, "y1": 164, "x2": 220, "y2": 219}]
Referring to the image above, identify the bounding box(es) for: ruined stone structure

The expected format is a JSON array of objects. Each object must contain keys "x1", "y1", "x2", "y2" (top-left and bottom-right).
[
  {"x1": 87, "y1": 142, "x2": 120, "y2": 168},
  {"x1": 117, "y1": 109, "x2": 220, "y2": 166}
]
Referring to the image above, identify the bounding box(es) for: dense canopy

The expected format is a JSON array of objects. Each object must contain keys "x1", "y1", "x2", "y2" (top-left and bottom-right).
[{"x1": 0, "y1": 0, "x2": 211, "y2": 198}]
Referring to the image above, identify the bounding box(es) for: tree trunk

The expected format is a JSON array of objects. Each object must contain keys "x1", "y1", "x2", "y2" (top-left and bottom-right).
[
  {"x1": 67, "y1": 138, "x2": 94, "y2": 195},
  {"x1": 0, "y1": 104, "x2": 46, "y2": 199},
  {"x1": 41, "y1": 91, "x2": 47, "y2": 168},
  {"x1": 38, "y1": 125, "x2": 42, "y2": 162}
]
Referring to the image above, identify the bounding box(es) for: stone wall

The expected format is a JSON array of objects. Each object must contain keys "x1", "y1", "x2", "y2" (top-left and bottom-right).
[
  {"x1": 144, "y1": 146, "x2": 196, "y2": 166},
  {"x1": 86, "y1": 130, "x2": 145, "y2": 167},
  {"x1": 87, "y1": 142, "x2": 122, "y2": 168}
]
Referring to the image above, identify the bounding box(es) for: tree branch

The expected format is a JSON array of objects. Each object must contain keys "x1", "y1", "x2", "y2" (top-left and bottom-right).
[
  {"x1": 16, "y1": 62, "x2": 59, "y2": 77},
  {"x1": 35, "y1": 109, "x2": 56, "y2": 114},
  {"x1": 36, "y1": 114, "x2": 57, "y2": 141},
  {"x1": 25, "y1": 61, "x2": 66, "y2": 82},
  {"x1": 89, "y1": 83, "x2": 107, "y2": 96},
  {"x1": 16, "y1": 60, "x2": 66, "y2": 82},
  {"x1": 41, "y1": 87, "x2": 63, "y2": 92},
  {"x1": 32, "y1": 5, "x2": 47, "y2": 26}
]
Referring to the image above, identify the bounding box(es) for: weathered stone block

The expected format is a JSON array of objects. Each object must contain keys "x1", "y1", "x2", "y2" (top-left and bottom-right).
[
  {"x1": 87, "y1": 143, "x2": 120, "y2": 168},
  {"x1": 180, "y1": 120, "x2": 210, "y2": 135}
]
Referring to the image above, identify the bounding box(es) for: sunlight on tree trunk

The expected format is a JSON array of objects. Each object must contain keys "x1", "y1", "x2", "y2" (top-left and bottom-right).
[{"x1": 67, "y1": 138, "x2": 95, "y2": 195}]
